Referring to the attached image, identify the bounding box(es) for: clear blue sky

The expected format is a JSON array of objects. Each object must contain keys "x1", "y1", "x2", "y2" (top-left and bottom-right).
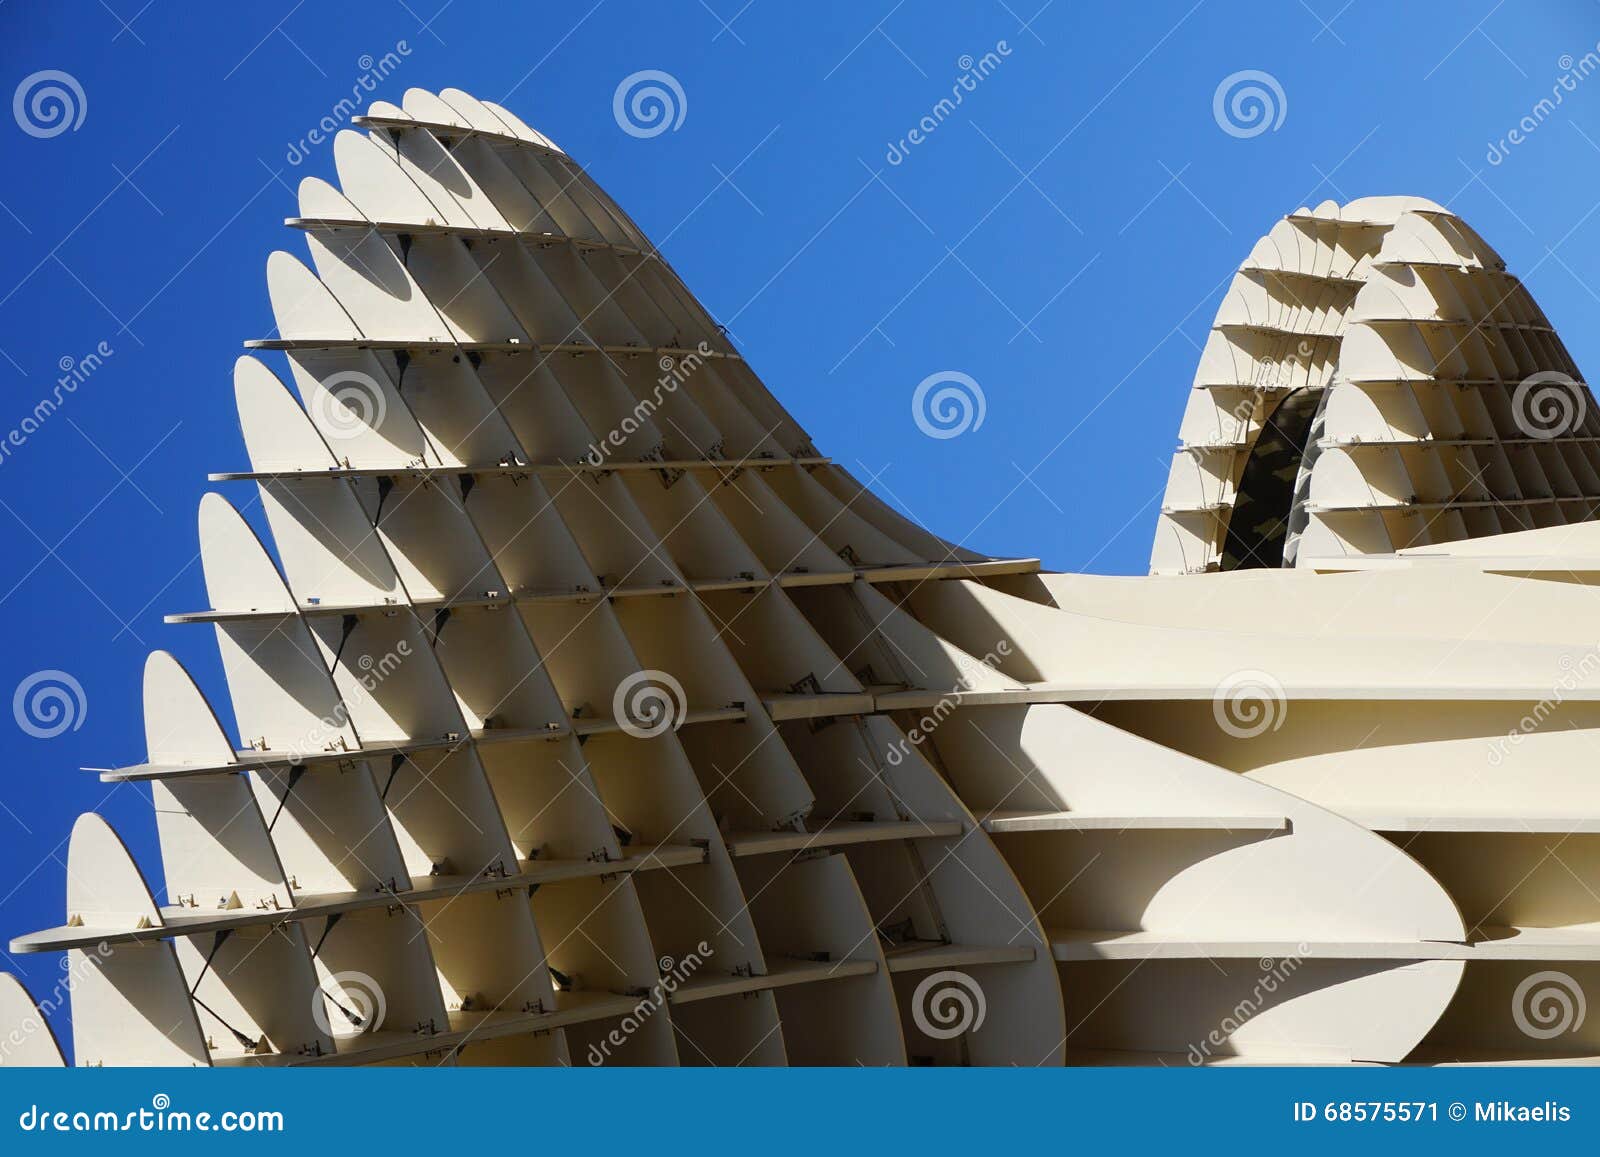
[{"x1": 3, "y1": 0, "x2": 1600, "y2": 1032}]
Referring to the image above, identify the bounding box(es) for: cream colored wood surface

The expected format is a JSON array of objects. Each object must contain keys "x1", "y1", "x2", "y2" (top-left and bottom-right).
[
  {"x1": 0, "y1": 973, "x2": 65, "y2": 1067},
  {"x1": 9, "y1": 96, "x2": 1600, "y2": 1067}
]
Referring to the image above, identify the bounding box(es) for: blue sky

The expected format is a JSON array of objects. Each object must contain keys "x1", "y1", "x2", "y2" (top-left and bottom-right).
[{"x1": 3, "y1": 0, "x2": 1600, "y2": 1033}]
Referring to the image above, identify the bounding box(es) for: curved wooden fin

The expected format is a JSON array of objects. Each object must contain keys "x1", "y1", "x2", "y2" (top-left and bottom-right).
[
  {"x1": 67, "y1": 813, "x2": 162, "y2": 930},
  {"x1": 61, "y1": 819, "x2": 209, "y2": 1066},
  {"x1": 143, "y1": 650, "x2": 235, "y2": 768},
  {"x1": 304, "y1": 230, "x2": 450, "y2": 342},
  {"x1": 198, "y1": 492, "x2": 295, "y2": 613},
  {"x1": 333, "y1": 128, "x2": 447, "y2": 224},
  {"x1": 71, "y1": 937, "x2": 210, "y2": 1067},
  {"x1": 266, "y1": 250, "x2": 361, "y2": 341},
  {"x1": 479, "y1": 99, "x2": 561, "y2": 151},
  {"x1": 297, "y1": 175, "x2": 364, "y2": 222},
  {"x1": 0, "y1": 973, "x2": 65, "y2": 1066},
  {"x1": 439, "y1": 87, "x2": 518, "y2": 134},
  {"x1": 233, "y1": 355, "x2": 339, "y2": 472},
  {"x1": 401, "y1": 86, "x2": 472, "y2": 128}
]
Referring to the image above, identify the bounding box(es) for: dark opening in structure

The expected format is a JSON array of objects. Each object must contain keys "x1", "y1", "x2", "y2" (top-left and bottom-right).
[{"x1": 1220, "y1": 388, "x2": 1323, "y2": 570}]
